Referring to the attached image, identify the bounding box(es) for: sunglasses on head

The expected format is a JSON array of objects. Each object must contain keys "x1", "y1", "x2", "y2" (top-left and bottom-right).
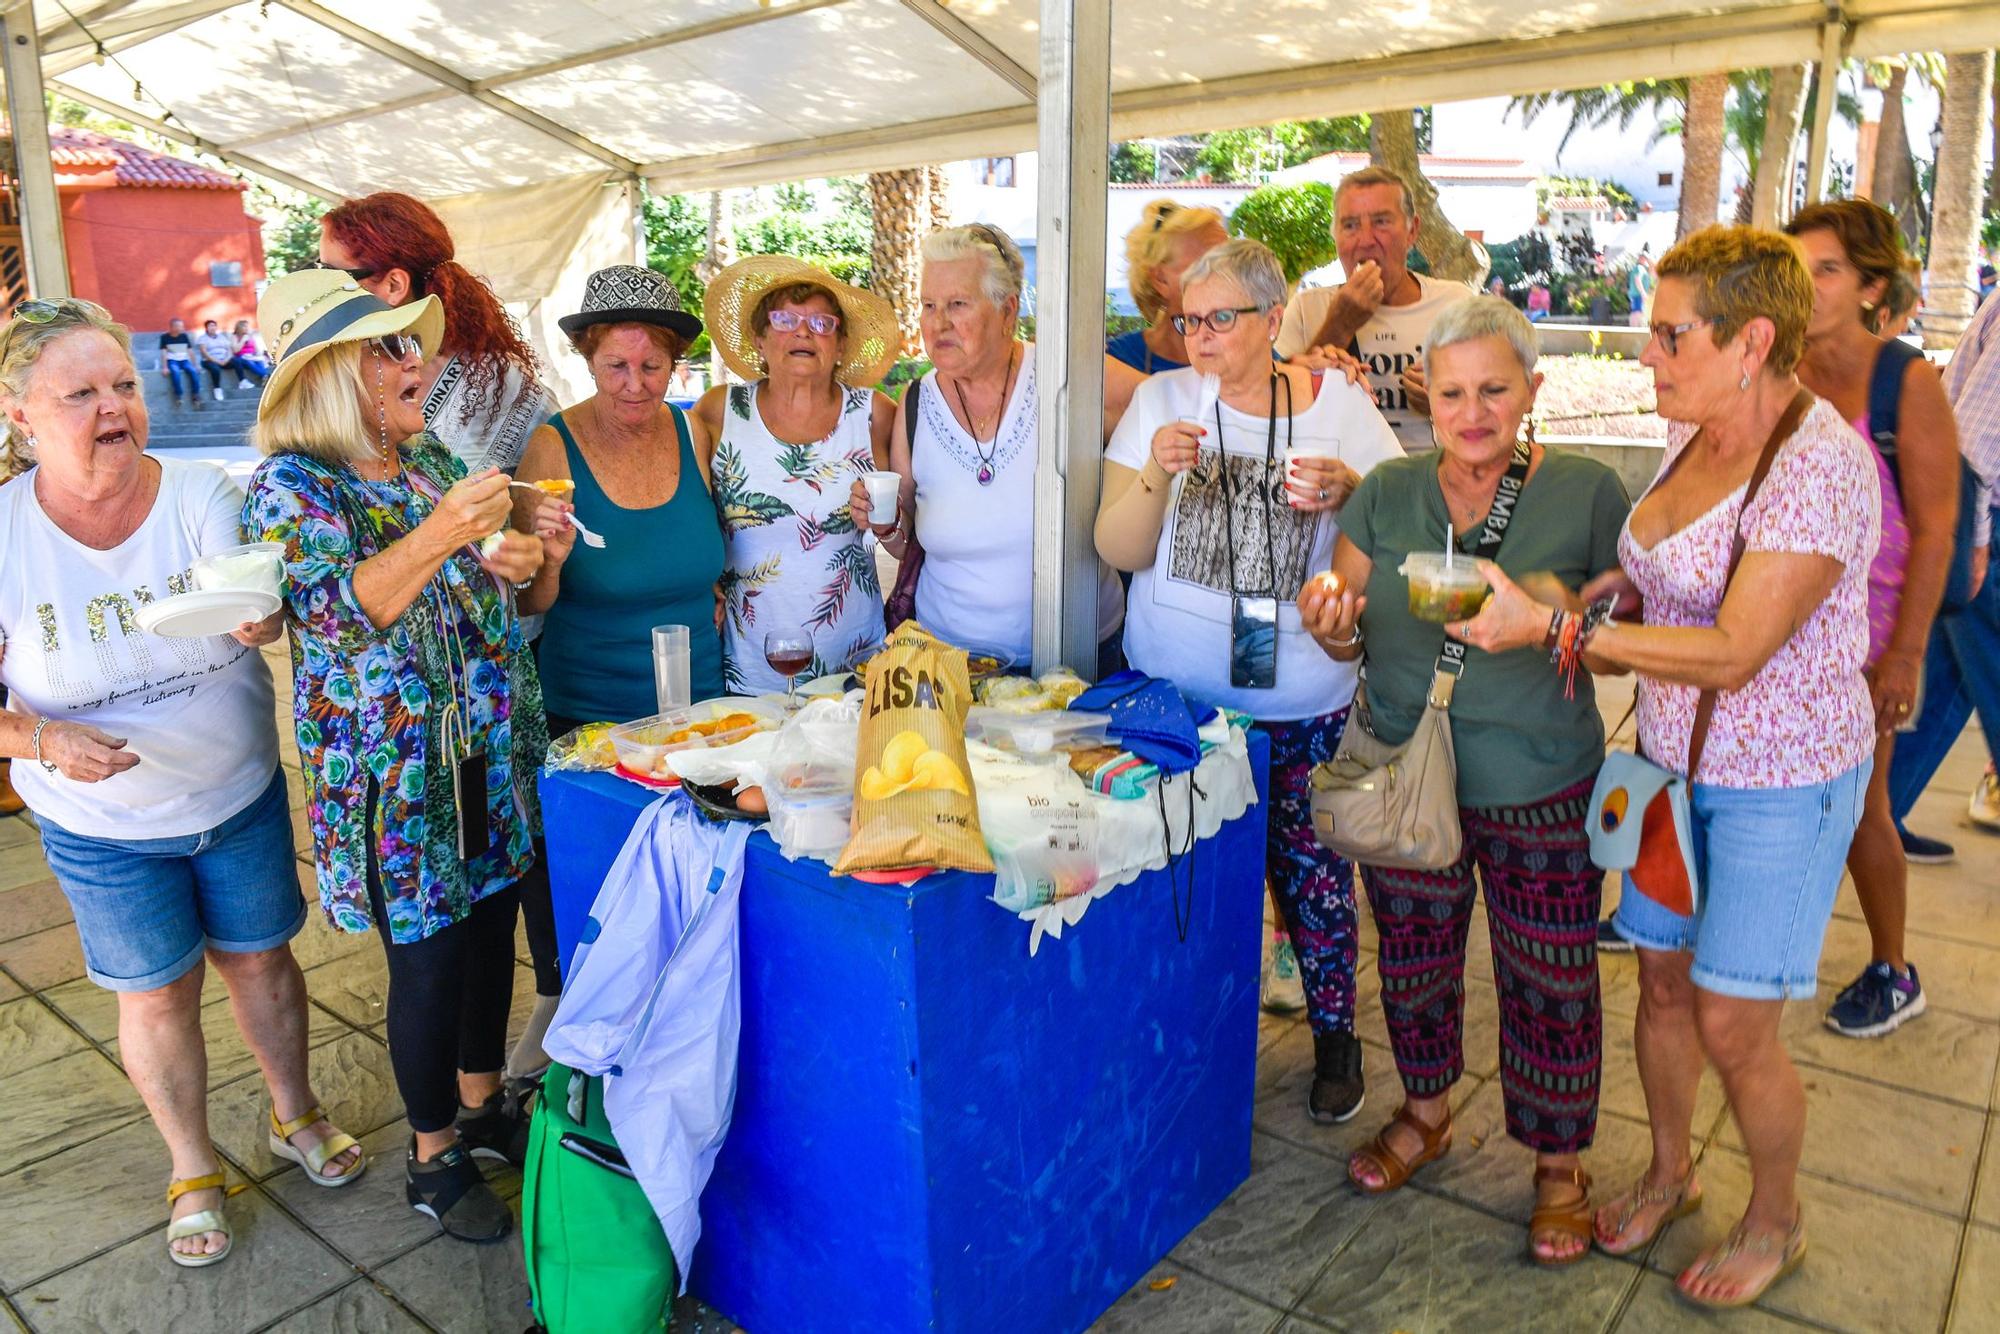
[
  {"x1": 365, "y1": 333, "x2": 423, "y2": 361},
  {"x1": 767, "y1": 309, "x2": 840, "y2": 336},
  {"x1": 12, "y1": 298, "x2": 87, "y2": 325}
]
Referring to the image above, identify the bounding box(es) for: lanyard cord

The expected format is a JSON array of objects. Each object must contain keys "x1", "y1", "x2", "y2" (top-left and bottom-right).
[{"x1": 1216, "y1": 372, "x2": 1293, "y2": 599}]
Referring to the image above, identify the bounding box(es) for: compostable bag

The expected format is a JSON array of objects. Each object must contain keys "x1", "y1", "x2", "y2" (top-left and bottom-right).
[{"x1": 833, "y1": 621, "x2": 994, "y2": 875}]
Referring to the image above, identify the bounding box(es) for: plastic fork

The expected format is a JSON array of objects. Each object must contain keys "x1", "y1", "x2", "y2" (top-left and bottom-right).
[{"x1": 509, "y1": 481, "x2": 605, "y2": 548}]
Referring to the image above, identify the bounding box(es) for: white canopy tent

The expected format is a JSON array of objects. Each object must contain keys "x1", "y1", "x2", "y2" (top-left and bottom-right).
[{"x1": 4, "y1": 0, "x2": 1997, "y2": 668}]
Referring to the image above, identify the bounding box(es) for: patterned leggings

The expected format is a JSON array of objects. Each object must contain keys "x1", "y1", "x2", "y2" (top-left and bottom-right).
[
  {"x1": 1259, "y1": 710, "x2": 1358, "y2": 1038},
  {"x1": 1360, "y1": 777, "x2": 1602, "y2": 1154}
]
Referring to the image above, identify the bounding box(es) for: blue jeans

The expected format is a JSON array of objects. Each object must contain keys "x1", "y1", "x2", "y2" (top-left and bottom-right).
[
  {"x1": 1889, "y1": 509, "x2": 2000, "y2": 826},
  {"x1": 164, "y1": 362, "x2": 199, "y2": 398},
  {"x1": 37, "y1": 769, "x2": 303, "y2": 991},
  {"x1": 1614, "y1": 761, "x2": 1870, "y2": 1000}
]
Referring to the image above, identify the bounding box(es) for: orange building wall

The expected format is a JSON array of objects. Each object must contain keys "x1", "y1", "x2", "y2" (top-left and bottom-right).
[{"x1": 60, "y1": 186, "x2": 265, "y2": 335}]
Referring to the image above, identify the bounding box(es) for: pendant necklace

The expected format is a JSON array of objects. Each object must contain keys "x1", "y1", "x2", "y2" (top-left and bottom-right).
[{"x1": 951, "y1": 343, "x2": 1019, "y2": 486}]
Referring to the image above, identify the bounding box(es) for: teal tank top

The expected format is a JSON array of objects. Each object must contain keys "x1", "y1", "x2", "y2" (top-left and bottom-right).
[{"x1": 539, "y1": 406, "x2": 726, "y2": 722}]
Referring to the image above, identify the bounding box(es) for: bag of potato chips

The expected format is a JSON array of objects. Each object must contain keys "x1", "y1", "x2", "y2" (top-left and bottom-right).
[{"x1": 833, "y1": 621, "x2": 994, "y2": 875}]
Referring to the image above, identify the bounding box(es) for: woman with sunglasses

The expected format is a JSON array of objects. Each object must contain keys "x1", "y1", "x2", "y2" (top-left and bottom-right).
[
  {"x1": 846, "y1": 224, "x2": 1140, "y2": 671},
  {"x1": 244, "y1": 271, "x2": 553, "y2": 1244},
  {"x1": 1447, "y1": 227, "x2": 1877, "y2": 1307},
  {"x1": 1096, "y1": 237, "x2": 1403, "y2": 1126},
  {"x1": 1109, "y1": 201, "x2": 1232, "y2": 374},
  {"x1": 0, "y1": 297, "x2": 362, "y2": 1269},
  {"x1": 692, "y1": 256, "x2": 899, "y2": 689}
]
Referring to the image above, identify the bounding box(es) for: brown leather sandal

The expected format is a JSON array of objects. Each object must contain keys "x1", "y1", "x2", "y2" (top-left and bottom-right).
[
  {"x1": 1347, "y1": 1104, "x2": 1451, "y2": 1195},
  {"x1": 1528, "y1": 1164, "x2": 1594, "y2": 1267}
]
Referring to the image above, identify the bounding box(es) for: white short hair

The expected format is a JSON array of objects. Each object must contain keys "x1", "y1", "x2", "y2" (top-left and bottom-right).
[
  {"x1": 921, "y1": 224, "x2": 1025, "y2": 307},
  {"x1": 1423, "y1": 294, "x2": 1538, "y2": 381},
  {"x1": 1180, "y1": 238, "x2": 1287, "y2": 313}
]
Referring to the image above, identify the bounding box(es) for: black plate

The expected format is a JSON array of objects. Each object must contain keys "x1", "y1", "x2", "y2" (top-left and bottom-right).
[{"x1": 683, "y1": 780, "x2": 763, "y2": 823}]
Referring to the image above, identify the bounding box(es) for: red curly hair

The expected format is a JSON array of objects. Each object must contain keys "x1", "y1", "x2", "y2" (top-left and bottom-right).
[{"x1": 322, "y1": 192, "x2": 540, "y2": 422}]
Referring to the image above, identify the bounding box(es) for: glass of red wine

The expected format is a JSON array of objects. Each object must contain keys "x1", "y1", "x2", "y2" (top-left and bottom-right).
[{"x1": 764, "y1": 625, "x2": 814, "y2": 707}]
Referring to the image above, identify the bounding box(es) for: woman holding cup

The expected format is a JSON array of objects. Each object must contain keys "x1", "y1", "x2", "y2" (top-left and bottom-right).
[
  {"x1": 1297, "y1": 294, "x2": 1630, "y2": 1265},
  {"x1": 691, "y1": 255, "x2": 899, "y2": 689},
  {"x1": 1096, "y1": 237, "x2": 1402, "y2": 1126}
]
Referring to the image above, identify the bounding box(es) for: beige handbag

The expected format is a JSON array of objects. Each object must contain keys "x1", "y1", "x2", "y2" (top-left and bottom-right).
[
  {"x1": 1308, "y1": 439, "x2": 1532, "y2": 871},
  {"x1": 1310, "y1": 667, "x2": 1465, "y2": 870}
]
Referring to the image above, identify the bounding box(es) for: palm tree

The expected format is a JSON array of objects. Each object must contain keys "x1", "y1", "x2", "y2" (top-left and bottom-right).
[
  {"x1": 1741, "y1": 65, "x2": 1809, "y2": 225},
  {"x1": 1368, "y1": 108, "x2": 1487, "y2": 284},
  {"x1": 1512, "y1": 73, "x2": 1735, "y2": 237},
  {"x1": 868, "y1": 168, "x2": 930, "y2": 355},
  {"x1": 1868, "y1": 55, "x2": 1948, "y2": 247},
  {"x1": 1929, "y1": 50, "x2": 1996, "y2": 348}
]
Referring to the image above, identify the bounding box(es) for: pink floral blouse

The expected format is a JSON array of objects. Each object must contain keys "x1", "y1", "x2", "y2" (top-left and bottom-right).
[{"x1": 1619, "y1": 397, "x2": 1882, "y2": 789}]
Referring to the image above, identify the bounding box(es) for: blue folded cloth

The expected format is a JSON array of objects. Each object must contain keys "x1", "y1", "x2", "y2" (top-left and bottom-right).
[{"x1": 1070, "y1": 670, "x2": 1215, "y2": 776}]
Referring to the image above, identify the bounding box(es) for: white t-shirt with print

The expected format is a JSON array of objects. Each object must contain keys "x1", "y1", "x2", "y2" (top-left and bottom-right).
[
  {"x1": 0, "y1": 458, "x2": 278, "y2": 839},
  {"x1": 1105, "y1": 367, "x2": 1404, "y2": 721},
  {"x1": 1275, "y1": 273, "x2": 1474, "y2": 452},
  {"x1": 195, "y1": 331, "x2": 235, "y2": 363}
]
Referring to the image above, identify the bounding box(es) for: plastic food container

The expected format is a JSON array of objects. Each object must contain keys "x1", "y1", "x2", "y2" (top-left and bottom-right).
[
  {"x1": 1399, "y1": 552, "x2": 1491, "y2": 622},
  {"x1": 968, "y1": 708, "x2": 1114, "y2": 755},
  {"x1": 191, "y1": 542, "x2": 284, "y2": 596},
  {"x1": 608, "y1": 707, "x2": 767, "y2": 778},
  {"x1": 765, "y1": 765, "x2": 854, "y2": 859}
]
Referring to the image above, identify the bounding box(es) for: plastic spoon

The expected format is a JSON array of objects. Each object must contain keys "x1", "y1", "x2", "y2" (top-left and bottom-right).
[{"x1": 508, "y1": 480, "x2": 605, "y2": 548}]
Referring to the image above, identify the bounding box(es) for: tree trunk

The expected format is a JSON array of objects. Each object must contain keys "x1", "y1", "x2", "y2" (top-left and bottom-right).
[
  {"x1": 868, "y1": 168, "x2": 928, "y2": 356},
  {"x1": 1871, "y1": 64, "x2": 1921, "y2": 246},
  {"x1": 1751, "y1": 63, "x2": 1811, "y2": 227},
  {"x1": 1676, "y1": 73, "x2": 1729, "y2": 239},
  {"x1": 925, "y1": 165, "x2": 952, "y2": 235},
  {"x1": 1928, "y1": 51, "x2": 1995, "y2": 348},
  {"x1": 1368, "y1": 109, "x2": 1487, "y2": 284},
  {"x1": 698, "y1": 191, "x2": 734, "y2": 383}
]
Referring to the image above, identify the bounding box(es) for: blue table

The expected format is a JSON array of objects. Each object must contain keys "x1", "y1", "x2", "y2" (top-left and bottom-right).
[{"x1": 541, "y1": 731, "x2": 1269, "y2": 1334}]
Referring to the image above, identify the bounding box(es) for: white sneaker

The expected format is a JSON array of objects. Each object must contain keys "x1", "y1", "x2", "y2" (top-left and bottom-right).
[
  {"x1": 212, "y1": 387, "x2": 225, "y2": 402},
  {"x1": 1970, "y1": 772, "x2": 2000, "y2": 830},
  {"x1": 1261, "y1": 933, "x2": 1307, "y2": 1014}
]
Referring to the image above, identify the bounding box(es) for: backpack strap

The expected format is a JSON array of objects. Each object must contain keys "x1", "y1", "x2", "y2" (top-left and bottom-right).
[{"x1": 1867, "y1": 336, "x2": 1923, "y2": 501}]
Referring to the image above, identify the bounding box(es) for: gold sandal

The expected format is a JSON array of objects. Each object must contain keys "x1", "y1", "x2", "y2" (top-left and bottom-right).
[
  {"x1": 1529, "y1": 1165, "x2": 1594, "y2": 1267},
  {"x1": 165, "y1": 1173, "x2": 231, "y2": 1269},
  {"x1": 1594, "y1": 1167, "x2": 1702, "y2": 1256},
  {"x1": 1677, "y1": 1213, "x2": 1807, "y2": 1309},
  {"x1": 268, "y1": 1105, "x2": 365, "y2": 1187},
  {"x1": 1347, "y1": 1104, "x2": 1452, "y2": 1196}
]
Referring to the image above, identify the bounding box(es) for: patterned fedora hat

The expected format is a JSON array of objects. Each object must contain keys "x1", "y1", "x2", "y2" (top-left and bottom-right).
[{"x1": 557, "y1": 264, "x2": 703, "y2": 342}]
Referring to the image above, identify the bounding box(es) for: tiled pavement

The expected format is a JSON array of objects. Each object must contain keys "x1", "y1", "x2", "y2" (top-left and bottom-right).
[{"x1": 1, "y1": 660, "x2": 1996, "y2": 1333}]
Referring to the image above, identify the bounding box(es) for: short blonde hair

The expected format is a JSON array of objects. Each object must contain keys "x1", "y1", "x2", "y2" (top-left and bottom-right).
[
  {"x1": 1655, "y1": 226, "x2": 1811, "y2": 375},
  {"x1": 1124, "y1": 200, "x2": 1229, "y2": 324},
  {"x1": 0, "y1": 299, "x2": 132, "y2": 478},
  {"x1": 252, "y1": 343, "x2": 375, "y2": 465}
]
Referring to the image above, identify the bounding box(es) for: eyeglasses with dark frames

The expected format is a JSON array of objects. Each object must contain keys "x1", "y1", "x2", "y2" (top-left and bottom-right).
[
  {"x1": 1171, "y1": 306, "x2": 1262, "y2": 336},
  {"x1": 1649, "y1": 317, "x2": 1720, "y2": 357}
]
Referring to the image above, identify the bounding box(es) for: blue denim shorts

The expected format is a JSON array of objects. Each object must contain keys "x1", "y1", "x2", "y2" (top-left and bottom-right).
[
  {"x1": 38, "y1": 768, "x2": 305, "y2": 992},
  {"x1": 1612, "y1": 760, "x2": 1870, "y2": 1001}
]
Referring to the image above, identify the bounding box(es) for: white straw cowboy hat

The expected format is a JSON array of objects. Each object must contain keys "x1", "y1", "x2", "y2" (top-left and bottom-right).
[
  {"x1": 255, "y1": 269, "x2": 444, "y2": 420},
  {"x1": 703, "y1": 254, "x2": 898, "y2": 387},
  {"x1": 559, "y1": 264, "x2": 703, "y2": 342}
]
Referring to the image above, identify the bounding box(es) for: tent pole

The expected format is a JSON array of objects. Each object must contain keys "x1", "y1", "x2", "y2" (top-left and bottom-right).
[
  {"x1": 1, "y1": 2, "x2": 70, "y2": 297},
  {"x1": 1031, "y1": 0, "x2": 1109, "y2": 677},
  {"x1": 1803, "y1": 6, "x2": 1846, "y2": 205}
]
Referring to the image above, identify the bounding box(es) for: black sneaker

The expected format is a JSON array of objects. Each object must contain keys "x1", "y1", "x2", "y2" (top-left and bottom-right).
[
  {"x1": 1898, "y1": 828, "x2": 1956, "y2": 865},
  {"x1": 406, "y1": 1139, "x2": 511, "y2": 1243},
  {"x1": 1596, "y1": 917, "x2": 1634, "y2": 953},
  {"x1": 1308, "y1": 1030, "x2": 1365, "y2": 1124},
  {"x1": 1825, "y1": 962, "x2": 1927, "y2": 1038},
  {"x1": 457, "y1": 1084, "x2": 533, "y2": 1167}
]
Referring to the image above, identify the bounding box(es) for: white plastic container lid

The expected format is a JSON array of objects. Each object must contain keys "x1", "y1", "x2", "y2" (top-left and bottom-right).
[{"x1": 967, "y1": 708, "x2": 1114, "y2": 755}]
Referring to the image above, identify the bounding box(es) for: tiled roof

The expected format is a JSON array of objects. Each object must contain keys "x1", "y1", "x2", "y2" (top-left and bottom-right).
[
  {"x1": 1546, "y1": 195, "x2": 1613, "y2": 211},
  {"x1": 48, "y1": 127, "x2": 244, "y2": 191}
]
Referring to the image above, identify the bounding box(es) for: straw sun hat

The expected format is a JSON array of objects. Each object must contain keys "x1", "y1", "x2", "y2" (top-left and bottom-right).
[
  {"x1": 702, "y1": 254, "x2": 898, "y2": 387},
  {"x1": 254, "y1": 269, "x2": 444, "y2": 419}
]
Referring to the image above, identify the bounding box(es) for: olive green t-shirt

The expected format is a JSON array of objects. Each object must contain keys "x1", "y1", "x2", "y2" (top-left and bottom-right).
[{"x1": 1340, "y1": 449, "x2": 1632, "y2": 809}]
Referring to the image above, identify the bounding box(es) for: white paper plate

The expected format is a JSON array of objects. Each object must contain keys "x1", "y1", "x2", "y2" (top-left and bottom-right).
[{"x1": 134, "y1": 589, "x2": 281, "y2": 638}]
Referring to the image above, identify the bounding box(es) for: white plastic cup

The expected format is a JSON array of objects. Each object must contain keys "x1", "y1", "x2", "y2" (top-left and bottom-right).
[
  {"x1": 652, "y1": 624, "x2": 691, "y2": 712},
  {"x1": 1283, "y1": 445, "x2": 1340, "y2": 506},
  {"x1": 859, "y1": 471, "x2": 901, "y2": 526}
]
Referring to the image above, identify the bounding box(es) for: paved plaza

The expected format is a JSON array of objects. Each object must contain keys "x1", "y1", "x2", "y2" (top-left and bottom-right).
[{"x1": 0, "y1": 661, "x2": 1996, "y2": 1333}]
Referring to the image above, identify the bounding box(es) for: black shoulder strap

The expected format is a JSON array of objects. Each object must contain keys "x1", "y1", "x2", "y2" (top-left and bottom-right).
[
  {"x1": 902, "y1": 376, "x2": 922, "y2": 452},
  {"x1": 1868, "y1": 337, "x2": 1922, "y2": 498},
  {"x1": 1435, "y1": 437, "x2": 1533, "y2": 680}
]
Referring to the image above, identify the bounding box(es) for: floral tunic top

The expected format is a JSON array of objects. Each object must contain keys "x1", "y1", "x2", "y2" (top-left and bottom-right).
[
  {"x1": 713, "y1": 382, "x2": 883, "y2": 691},
  {"x1": 1620, "y1": 399, "x2": 1880, "y2": 789},
  {"x1": 244, "y1": 436, "x2": 545, "y2": 944}
]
